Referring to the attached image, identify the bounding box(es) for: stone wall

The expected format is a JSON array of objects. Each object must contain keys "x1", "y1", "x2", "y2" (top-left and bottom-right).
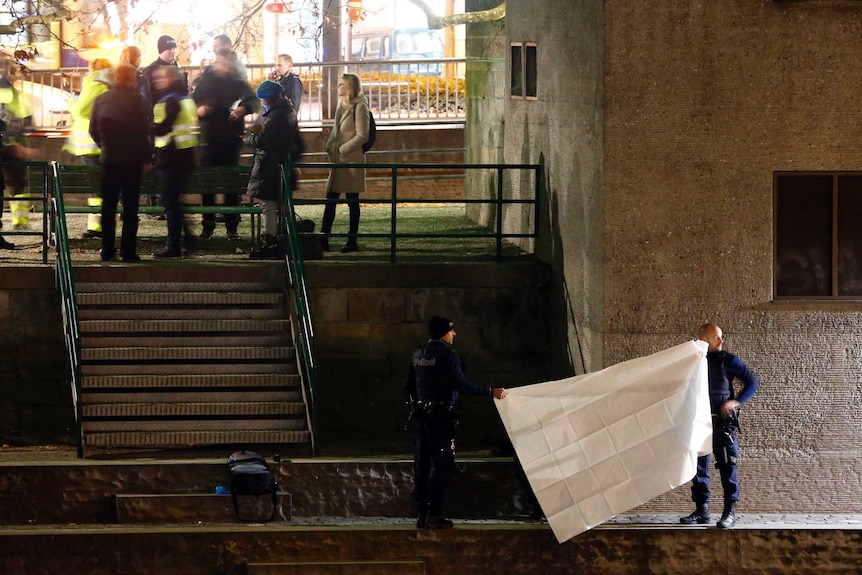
[
  {"x1": 600, "y1": 0, "x2": 862, "y2": 515},
  {"x1": 307, "y1": 261, "x2": 555, "y2": 451},
  {"x1": 0, "y1": 268, "x2": 72, "y2": 441}
]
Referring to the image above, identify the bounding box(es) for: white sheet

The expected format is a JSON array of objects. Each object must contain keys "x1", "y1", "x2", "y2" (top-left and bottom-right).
[{"x1": 495, "y1": 340, "x2": 712, "y2": 543}]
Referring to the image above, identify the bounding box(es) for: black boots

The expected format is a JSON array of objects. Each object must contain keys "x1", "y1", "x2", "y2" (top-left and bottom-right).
[
  {"x1": 679, "y1": 503, "x2": 710, "y2": 525},
  {"x1": 717, "y1": 501, "x2": 736, "y2": 529},
  {"x1": 249, "y1": 234, "x2": 281, "y2": 260}
]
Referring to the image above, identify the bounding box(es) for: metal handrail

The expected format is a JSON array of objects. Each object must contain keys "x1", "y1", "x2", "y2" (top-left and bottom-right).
[
  {"x1": 290, "y1": 161, "x2": 541, "y2": 262},
  {"x1": 278, "y1": 165, "x2": 317, "y2": 455},
  {"x1": 20, "y1": 58, "x2": 467, "y2": 130},
  {"x1": 49, "y1": 161, "x2": 84, "y2": 458}
]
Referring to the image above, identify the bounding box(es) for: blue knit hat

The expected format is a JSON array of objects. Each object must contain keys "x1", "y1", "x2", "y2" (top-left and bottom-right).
[{"x1": 256, "y1": 80, "x2": 284, "y2": 100}]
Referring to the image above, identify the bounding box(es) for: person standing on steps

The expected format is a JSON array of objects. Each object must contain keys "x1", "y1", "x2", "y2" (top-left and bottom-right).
[
  {"x1": 320, "y1": 73, "x2": 368, "y2": 254},
  {"x1": 193, "y1": 48, "x2": 259, "y2": 241},
  {"x1": 88, "y1": 64, "x2": 152, "y2": 263},
  {"x1": 403, "y1": 316, "x2": 508, "y2": 530},
  {"x1": 150, "y1": 65, "x2": 198, "y2": 258},
  {"x1": 245, "y1": 80, "x2": 301, "y2": 260},
  {"x1": 679, "y1": 322, "x2": 760, "y2": 529}
]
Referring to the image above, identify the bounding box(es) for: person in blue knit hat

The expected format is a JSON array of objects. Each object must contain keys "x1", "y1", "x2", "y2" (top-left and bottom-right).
[{"x1": 246, "y1": 79, "x2": 302, "y2": 259}]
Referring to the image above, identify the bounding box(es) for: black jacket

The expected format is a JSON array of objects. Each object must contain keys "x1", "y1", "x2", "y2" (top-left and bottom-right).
[
  {"x1": 89, "y1": 86, "x2": 152, "y2": 167},
  {"x1": 193, "y1": 70, "x2": 259, "y2": 144},
  {"x1": 246, "y1": 96, "x2": 300, "y2": 201}
]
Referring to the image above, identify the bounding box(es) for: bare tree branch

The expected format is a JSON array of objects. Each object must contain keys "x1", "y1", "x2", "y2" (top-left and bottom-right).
[
  {"x1": 406, "y1": 0, "x2": 505, "y2": 29},
  {"x1": 0, "y1": 0, "x2": 73, "y2": 35}
]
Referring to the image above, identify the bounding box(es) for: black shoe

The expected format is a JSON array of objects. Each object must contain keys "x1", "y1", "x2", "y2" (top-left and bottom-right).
[
  {"x1": 227, "y1": 232, "x2": 241, "y2": 241},
  {"x1": 121, "y1": 254, "x2": 141, "y2": 263},
  {"x1": 81, "y1": 230, "x2": 102, "y2": 239},
  {"x1": 425, "y1": 516, "x2": 453, "y2": 530},
  {"x1": 319, "y1": 237, "x2": 331, "y2": 252},
  {"x1": 152, "y1": 248, "x2": 182, "y2": 258},
  {"x1": 199, "y1": 227, "x2": 214, "y2": 239},
  {"x1": 0, "y1": 236, "x2": 15, "y2": 250},
  {"x1": 717, "y1": 502, "x2": 736, "y2": 529},
  {"x1": 99, "y1": 248, "x2": 116, "y2": 261},
  {"x1": 679, "y1": 505, "x2": 710, "y2": 525},
  {"x1": 340, "y1": 241, "x2": 358, "y2": 253}
]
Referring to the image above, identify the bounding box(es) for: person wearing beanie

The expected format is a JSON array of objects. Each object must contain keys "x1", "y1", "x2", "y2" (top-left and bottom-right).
[
  {"x1": 142, "y1": 35, "x2": 181, "y2": 104},
  {"x1": 403, "y1": 315, "x2": 507, "y2": 530},
  {"x1": 245, "y1": 79, "x2": 302, "y2": 260},
  {"x1": 192, "y1": 48, "x2": 260, "y2": 241}
]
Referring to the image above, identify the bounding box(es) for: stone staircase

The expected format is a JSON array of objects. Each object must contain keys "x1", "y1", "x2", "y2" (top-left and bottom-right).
[{"x1": 73, "y1": 266, "x2": 313, "y2": 454}]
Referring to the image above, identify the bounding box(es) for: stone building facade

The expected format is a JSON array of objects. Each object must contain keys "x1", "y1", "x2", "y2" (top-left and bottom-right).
[{"x1": 473, "y1": 0, "x2": 862, "y2": 514}]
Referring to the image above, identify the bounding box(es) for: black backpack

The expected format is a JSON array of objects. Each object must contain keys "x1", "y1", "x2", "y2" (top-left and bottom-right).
[
  {"x1": 355, "y1": 106, "x2": 376, "y2": 153},
  {"x1": 226, "y1": 450, "x2": 278, "y2": 522}
]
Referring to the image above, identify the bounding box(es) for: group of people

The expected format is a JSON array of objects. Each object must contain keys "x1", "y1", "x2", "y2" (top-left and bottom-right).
[
  {"x1": 2, "y1": 32, "x2": 375, "y2": 260},
  {"x1": 403, "y1": 320, "x2": 759, "y2": 530}
]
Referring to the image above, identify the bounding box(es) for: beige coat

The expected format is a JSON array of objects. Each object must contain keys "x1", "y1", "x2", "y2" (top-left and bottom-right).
[{"x1": 325, "y1": 97, "x2": 370, "y2": 194}]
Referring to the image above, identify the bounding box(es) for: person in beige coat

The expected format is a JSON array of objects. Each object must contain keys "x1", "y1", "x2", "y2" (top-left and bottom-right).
[{"x1": 320, "y1": 73, "x2": 369, "y2": 253}]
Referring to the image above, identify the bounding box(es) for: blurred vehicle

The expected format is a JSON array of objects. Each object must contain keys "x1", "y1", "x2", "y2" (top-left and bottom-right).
[{"x1": 351, "y1": 27, "x2": 444, "y2": 75}]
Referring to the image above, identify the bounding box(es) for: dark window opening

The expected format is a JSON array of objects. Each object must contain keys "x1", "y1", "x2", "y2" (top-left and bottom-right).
[{"x1": 774, "y1": 172, "x2": 862, "y2": 298}]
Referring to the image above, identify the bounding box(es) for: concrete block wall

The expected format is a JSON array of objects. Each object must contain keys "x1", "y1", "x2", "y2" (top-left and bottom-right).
[
  {"x1": 599, "y1": 0, "x2": 862, "y2": 515},
  {"x1": 0, "y1": 268, "x2": 72, "y2": 441},
  {"x1": 306, "y1": 262, "x2": 556, "y2": 451}
]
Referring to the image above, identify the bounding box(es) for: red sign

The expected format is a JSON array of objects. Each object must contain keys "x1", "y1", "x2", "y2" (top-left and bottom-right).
[
  {"x1": 265, "y1": 2, "x2": 287, "y2": 13},
  {"x1": 348, "y1": 0, "x2": 362, "y2": 22}
]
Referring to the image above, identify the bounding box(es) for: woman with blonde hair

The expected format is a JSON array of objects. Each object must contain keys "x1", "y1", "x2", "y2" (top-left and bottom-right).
[
  {"x1": 119, "y1": 46, "x2": 152, "y2": 120},
  {"x1": 320, "y1": 72, "x2": 369, "y2": 253}
]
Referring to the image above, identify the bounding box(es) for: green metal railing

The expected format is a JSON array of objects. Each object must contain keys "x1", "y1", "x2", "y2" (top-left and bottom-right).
[
  {"x1": 279, "y1": 165, "x2": 318, "y2": 455},
  {"x1": 290, "y1": 161, "x2": 541, "y2": 262},
  {"x1": 50, "y1": 161, "x2": 85, "y2": 458}
]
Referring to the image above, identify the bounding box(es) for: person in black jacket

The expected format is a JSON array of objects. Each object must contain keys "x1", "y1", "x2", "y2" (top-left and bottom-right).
[
  {"x1": 245, "y1": 80, "x2": 301, "y2": 260},
  {"x1": 150, "y1": 65, "x2": 198, "y2": 258},
  {"x1": 680, "y1": 323, "x2": 760, "y2": 529},
  {"x1": 88, "y1": 63, "x2": 152, "y2": 262},
  {"x1": 269, "y1": 53, "x2": 303, "y2": 111},
  {"x1": 193, "y1": 48, "x2": 260, "y2": 240},
  {"x1": 141, "y1": 35, "x2": 181, "y2": 104},
  {"x1": 403, "y1": 316, "x2": 507, "y2": 530}
]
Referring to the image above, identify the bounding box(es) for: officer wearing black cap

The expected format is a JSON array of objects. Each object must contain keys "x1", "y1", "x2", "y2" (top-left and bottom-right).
[
  {"x1": 403, "y1": 316, "x2": 507, "y2": 530},
  {"x1": 142, "y1": 35, "x2": 181, "y2": 103}
]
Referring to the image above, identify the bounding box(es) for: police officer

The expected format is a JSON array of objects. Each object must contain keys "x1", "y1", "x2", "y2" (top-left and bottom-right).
[
  {"x1": 403, "y1": 316, "x2": 507, "y2": 530},
  {"x1": 680, "y1": 323, "x2": 760, "y2": 529}
]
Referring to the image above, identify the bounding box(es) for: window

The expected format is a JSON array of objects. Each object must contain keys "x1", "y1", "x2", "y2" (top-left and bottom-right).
[
  {"x1": 774, "y1": 173, "x2": 862, "y2": 298},
  {"x1": 510, "y1": 42, "x2": 537, "y2": 100}
]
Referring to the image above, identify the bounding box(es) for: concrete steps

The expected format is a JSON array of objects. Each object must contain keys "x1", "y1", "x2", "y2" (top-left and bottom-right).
[{"x1": 74, "y1": 268, "x2": 312, "y2": 453}]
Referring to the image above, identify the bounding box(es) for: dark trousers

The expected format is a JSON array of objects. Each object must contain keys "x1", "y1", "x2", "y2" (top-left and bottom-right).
[
  {"x1": 691, "y1": 421, "x2": 740, "y2": 505},
  {"x1": 413, "y1": 414, "x2": 456, "y2": 516},
  {"x1": 100, "y1": 164, "x2": 141, "y2": 258},
  {"x1": 200, "y1": 140, "x2": 241, "y2": 232},
  {"x1": 159, "y1": 167, "x2": 193, "y2": 252},
  {"x1": 320, "y1": 192, "x2": 360, "y2": 240}
]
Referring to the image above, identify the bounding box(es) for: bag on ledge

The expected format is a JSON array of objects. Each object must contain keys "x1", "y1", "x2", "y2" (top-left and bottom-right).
[{"x1": 227, "y1": 450, "x2": 278, "y2": 522}]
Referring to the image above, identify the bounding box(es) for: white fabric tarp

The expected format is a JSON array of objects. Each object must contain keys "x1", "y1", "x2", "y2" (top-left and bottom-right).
[{"x1": 495, "y1": 340, "x2": 712, "y2": 543}]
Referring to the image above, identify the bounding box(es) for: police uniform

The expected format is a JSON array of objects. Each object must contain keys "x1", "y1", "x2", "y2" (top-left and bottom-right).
[
  {"x1": 684, "y1": 349, "x2": 759, "y2": 527},
  {"x1": 403, "y1": 317, "x2": 494, "y2": 529}
]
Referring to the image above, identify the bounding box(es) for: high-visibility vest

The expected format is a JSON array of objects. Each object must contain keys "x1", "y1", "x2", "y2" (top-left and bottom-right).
[
  {"x1": 153, "y1": 95, "x2": 199, "y2": 149},
  {"x1": 62, "y1": 70, "x2": 111, "y2": 157},
  {"x1": 0, "y1": 84, "x2": 30, "y2": 119}
]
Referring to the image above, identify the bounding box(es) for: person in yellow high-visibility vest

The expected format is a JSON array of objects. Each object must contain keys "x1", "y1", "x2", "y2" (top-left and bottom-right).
[
  {"x1": 150, "y1": 65, "x2": 198, "y2": 258},
  {"x1": 1, "y1": 69, "x2": 35, "y2": 236},
  {"x1": 63, "y1": 59, "x2": 114, "y2": 239}
]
